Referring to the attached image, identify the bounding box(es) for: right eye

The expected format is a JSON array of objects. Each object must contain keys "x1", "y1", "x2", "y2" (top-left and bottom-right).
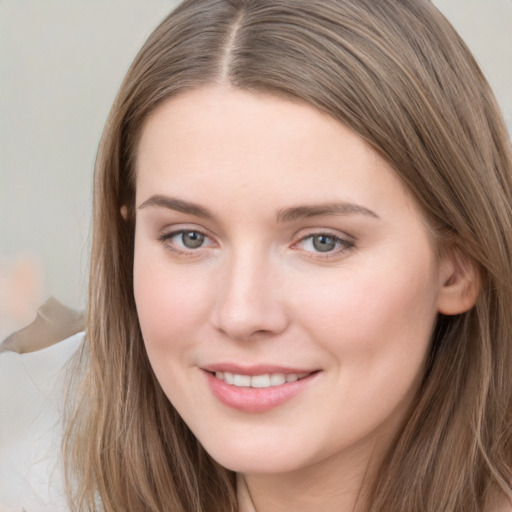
[{"x1": 159, "y1": 229, "x2": 216, "y2": 254}]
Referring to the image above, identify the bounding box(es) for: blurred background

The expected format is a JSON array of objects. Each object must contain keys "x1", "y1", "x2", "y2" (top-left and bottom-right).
[{"x1": 1, "y1": 0, "x2": 511, "y2": 341}]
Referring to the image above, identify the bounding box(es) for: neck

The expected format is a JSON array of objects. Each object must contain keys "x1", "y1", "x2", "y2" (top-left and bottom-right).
[{"x1": 238, "y1": 439, "x2": 384, "y2": 512}]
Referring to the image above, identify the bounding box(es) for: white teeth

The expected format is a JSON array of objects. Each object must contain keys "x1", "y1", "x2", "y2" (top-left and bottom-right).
[
  {"x1": 234, "y1": 374, "x2": 251, "y2": 387},
  {"x1": 251, "y1": 374, "x2": 271, "y2": 388},
  {"x1": 270, "y1": 373, "x2": 286, "y2": 386},
  {"x1": 214, "y1": 371, "x2": 310, "y2": 388}
]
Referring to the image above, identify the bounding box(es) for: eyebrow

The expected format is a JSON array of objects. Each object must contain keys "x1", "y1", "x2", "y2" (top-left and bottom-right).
[
  {"x1": 138, "y1": 194, "x2": 379, "y2": 222},
  {"x1": 276, "y1": 202, "x2": 379, "y2": 222},
  {"x1": 138, "y1": 195, "x2": 214, "y2": 218}
]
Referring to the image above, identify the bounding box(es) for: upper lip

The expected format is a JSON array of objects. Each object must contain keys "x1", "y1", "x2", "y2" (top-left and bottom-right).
[{"x1": 202, "y1": 363, "x2": 318, "y2": 375}]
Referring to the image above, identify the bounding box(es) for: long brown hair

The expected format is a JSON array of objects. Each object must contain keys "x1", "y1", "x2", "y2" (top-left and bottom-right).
[{"x1": 64, "y1": 1, "x2": 512, "y2": 510}]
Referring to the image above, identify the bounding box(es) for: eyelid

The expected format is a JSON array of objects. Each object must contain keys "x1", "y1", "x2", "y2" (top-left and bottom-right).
[
  {"x1": 291, "y1": 228, "x2": 356, "y2": 258},
  {"x1": 156, "y1": 224, "x2": 355, "y2": 259},
  {"x1": 158, "y1": 225, "x2": 217, "y2": 255}
]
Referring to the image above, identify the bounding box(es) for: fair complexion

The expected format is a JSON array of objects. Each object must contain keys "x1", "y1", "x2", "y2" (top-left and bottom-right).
[{"x1": 133, "y1": 86, "x2": 477, "y2": 512}]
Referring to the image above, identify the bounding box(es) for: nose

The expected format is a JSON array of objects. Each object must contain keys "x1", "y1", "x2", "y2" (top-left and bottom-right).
[{"x1": 211, "y1": 249, "x2": 289, "y2": 342}]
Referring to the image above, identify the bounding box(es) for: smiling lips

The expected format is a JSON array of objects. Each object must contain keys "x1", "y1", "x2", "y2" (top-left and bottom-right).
[{"x1": 204, "y1": 367, "x2": 318, "y2": 413}]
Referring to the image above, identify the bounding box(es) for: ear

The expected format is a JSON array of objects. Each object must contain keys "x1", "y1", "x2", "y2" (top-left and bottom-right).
[
  {"x1": 120, "y1": 205, "x2": 129, "y2": 220},
  {"x1": 437, "y1": 250, "x2": 480, "y2": 315}
]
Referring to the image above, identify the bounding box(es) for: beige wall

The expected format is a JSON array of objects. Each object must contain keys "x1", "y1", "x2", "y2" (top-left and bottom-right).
[{"x1": 0, "y1": 0, "x2": 511, "y2": 339}]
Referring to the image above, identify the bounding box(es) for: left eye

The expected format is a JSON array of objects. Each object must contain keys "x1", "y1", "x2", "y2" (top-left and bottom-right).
[{"x1": 299, "y1": 234, "x2": 352, "y2": 253}]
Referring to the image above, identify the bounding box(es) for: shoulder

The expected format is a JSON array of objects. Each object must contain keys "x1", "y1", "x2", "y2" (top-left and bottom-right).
[{"x1": 0, "y1": 330, "x2": 84, "y2": 510}]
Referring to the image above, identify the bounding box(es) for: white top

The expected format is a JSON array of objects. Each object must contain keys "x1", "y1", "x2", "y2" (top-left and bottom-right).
[
  {"x1": 0, "y1": 332, "x2": 84, "y2": 512},
  {"x1": 0, "y1": 333, "x2": 258, "y2": 512}
]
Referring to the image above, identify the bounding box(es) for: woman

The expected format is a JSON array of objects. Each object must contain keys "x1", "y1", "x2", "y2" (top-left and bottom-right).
[{"x1": 63, "y1": 0, "x2": 512, "y2": 510}]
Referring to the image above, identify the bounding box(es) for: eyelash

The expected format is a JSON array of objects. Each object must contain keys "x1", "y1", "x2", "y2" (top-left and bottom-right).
[
  {"x1": 158, "y1": 229, "x2": 356, "y2": 259},
  {"x1": 294, "y1": 232, "x2": 355, "y2": 258},
  {"x1": 158, "y1": 229, "x2": 216, "y2": 257}
]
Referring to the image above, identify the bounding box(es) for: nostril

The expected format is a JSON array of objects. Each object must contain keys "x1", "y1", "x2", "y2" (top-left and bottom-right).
[{"x1": 210, "y1": 264, "x2": 290, "y2": 340}]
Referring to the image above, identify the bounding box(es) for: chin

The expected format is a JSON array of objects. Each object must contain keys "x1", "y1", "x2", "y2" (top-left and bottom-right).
[
  {"x1": 194, "y1": 428, "x2": 321, "y2": 476},
  {"x1": 209, "y1": 450, "x2": 306, "y2": 475}
]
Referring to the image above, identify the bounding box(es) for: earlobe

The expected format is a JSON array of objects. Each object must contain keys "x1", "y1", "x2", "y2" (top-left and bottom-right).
[{"x1": 437, "y1": 251, "x2": 481, "y2": 315}]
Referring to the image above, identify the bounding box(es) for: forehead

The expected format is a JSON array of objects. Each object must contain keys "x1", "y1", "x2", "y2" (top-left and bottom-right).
[{"x1": 134, "y1": 86, "x2": 420, "y2": 226}]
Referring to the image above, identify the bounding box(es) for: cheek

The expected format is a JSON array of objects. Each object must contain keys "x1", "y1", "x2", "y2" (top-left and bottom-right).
[
  {"x1": 133, "y1": 259, "x2": 214, "y2": 409},
  {"x1": 294, "y1": 254, "x2": 440, "y2": 366},
  {"x1": 133, "y1": 247, "x2": 210, "y2": 355},
  {"x1": 291, "y1": 261, "x2": 440, "y2": 438}
]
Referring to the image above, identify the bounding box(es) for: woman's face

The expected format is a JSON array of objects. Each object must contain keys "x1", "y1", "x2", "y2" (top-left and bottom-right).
[{"x1": 133, "y1": 86, "x2": 449, "y2": 477}]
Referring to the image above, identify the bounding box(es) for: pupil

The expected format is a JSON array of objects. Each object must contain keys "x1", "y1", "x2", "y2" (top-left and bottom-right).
[
  {"x1": 313, "y1": 235, "x2": 336, "y2": 252},
  {"x1": 182, "y1": 231, "x2": 204, "y2": 249}
]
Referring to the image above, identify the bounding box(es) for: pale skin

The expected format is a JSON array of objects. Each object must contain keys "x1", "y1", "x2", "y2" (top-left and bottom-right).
[{"x1": 132, "y1": 86, "x2": 479, "y2": 512}]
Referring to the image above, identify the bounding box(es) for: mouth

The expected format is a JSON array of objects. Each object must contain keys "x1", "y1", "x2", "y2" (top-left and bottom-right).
[
  {"x1": 210, "y1": 371, "x2": 312, "y2": 388},
  {"x1": 203, "y1": 367, "x2": 320, "y2": 413}
]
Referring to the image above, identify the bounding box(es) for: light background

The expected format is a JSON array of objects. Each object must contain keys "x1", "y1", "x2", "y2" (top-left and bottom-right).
[{"x1": 1, "y1": 0, "x2": 511, "y2": 339}]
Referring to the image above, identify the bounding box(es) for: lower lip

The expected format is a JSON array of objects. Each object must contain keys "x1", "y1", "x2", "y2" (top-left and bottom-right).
[{"x1": 204, "y1": 371, "x2": 318, "y2": 413}]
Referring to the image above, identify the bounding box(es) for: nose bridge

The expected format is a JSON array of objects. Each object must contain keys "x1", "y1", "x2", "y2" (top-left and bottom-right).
[{"x1": 212, "y1": 243, "x2": 288, "y2": 340}]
